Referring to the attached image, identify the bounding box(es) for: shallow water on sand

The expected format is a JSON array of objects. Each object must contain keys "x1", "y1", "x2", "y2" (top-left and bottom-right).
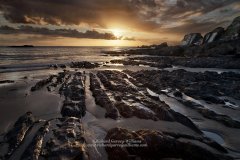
[
  {"x1": 0, "y1": 80, "x2": 62, "y2": 133},
  {"x1": 164, "y1": 65, "x2": 240, "y2": 74},
  {"x1": 203, "y1": 130, "x2": 225, "y2": 145}
]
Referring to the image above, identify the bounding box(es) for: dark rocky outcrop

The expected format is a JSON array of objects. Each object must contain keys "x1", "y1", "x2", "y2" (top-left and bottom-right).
[
  {"x1": 180, "y1": 100, "x2": 240, "y2": 128},
  {"x1": 31, "y1": 75, "x2": 56, "y2": 91},
  {"x1": 181, "y1": 33, "x2": 203, "y2": 46},
  {"x1": 70, "y1": 61, "x2": 99, "y2": 69},
  {"x1": 1, "y1": 110, "x2": 88, "y2": 160},
  {"x1": 40, "y1": 117, "x2": 88, "y2": 160},
  {"x1": 197, "y1": 107, "x2": 240, "y2": 128},
  {"x1": 30, "y1": 71, "x2": 87, "y2": 118},
  {"x1": 59, "y1": 72, "x2": 86, "y2": 118},
  {"x1": 0, "y1": 80, "x2": 14, "y2": 84},
  {"x1": 3, "y1": 113, "x2": 88, "y2": 160},
  {"x1": 61, "y1": 100, "x2": 86, "y2": 118},
  {"x1": 105, "y1": 128, "x2": 232, "y2": 160},
  {"x1": 90, "y1": 73, "x2": 120, "y2": 119},
  {"x1": 129, "y1": 69, "x2": 240, "y2": 128},
  {"x1": 90, "y1": 70, "x2": 202, "y2": 133},
  {"x1": 203, "y1": 27, "x2": 225, "y2": 44},
  {"x1": 221, "y1": 16, "x2": 240, "y2": 41},
  {"x1": 130, "y1": 70, "x2": 240, "y2": 101},
  {"x1": 4, "y1": 112, "x2": 35, "y2": 157}
]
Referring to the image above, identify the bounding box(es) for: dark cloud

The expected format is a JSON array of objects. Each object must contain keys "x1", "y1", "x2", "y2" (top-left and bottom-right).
[
  {"x1": 0, "y1": 0, "x2": 133, "y2": 25},
  {"x1": 0, "y1": 0, "x2": 239, "y2": 42},
  {"x1": 160, "y1": 20, "x2": 228, "y2": 35},
  {"x1": 0, "y1": 25, "x2": 117, "y2": 40},
  {"x1": 0, "y1": 0, "x2": 160, "y2": 31},
  {"x1": 0, "y1": 0, "x2": 238, "y2": 27},
  {"x1": 154, "y1": 0, "x2": 237, "y2": 22}
]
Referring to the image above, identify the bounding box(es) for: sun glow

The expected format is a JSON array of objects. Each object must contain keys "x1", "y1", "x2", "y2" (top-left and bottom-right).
[{"x1": 110, "y1": 28, "x2": 125, "y2": 38}]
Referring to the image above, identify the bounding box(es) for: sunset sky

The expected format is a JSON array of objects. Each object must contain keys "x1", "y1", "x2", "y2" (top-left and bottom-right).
[{"x1": 0, "y1": 0, "x2": 240, "y2": 46}]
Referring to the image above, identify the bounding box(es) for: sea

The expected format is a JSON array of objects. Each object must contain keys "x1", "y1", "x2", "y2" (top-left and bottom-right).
[{"x1": 0, "y1": 46, "x2": 130, "y2": 73}]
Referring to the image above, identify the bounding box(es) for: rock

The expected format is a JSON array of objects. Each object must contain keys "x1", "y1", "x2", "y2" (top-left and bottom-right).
[
  {"x1": 198, "y1": 108, "x2": 240, "y2": 128},
  {"x1": 114, "y1": 95, "x2": 122, "y2": 101},
  {"x1": 153, "y1": 42, "x2": 168, "y2": 49},
  {"x1": 221, "y1": 16, "x2": 240, "y2": 41},
  {"x1": 4, "y1": 112, "x2": 35, "y2": 157},
  {"x1": 70, "y1": 61, "x2": 99, "y2": 69},
  {"x1": 21, "y1": 121, "x2": 50, "y2": 160},
  {"x1": 0, "y1": 80, "x2": 14, "y2": 84},
  {"x1": 203, "y1": 27, "x2": 225, "y2": 44},
  {"x1": 49, "y1": 64, "x2": 58, "y2": 69},
  {"x1": 94, "y1": 70, "x2": 202, "y2": 132},
  {"x1": 115, "y1": 102, "x2": 134, "y2": 118},
  {"x1": 181, "y1": 33, "x2": 203, "y2": 46},
  {"x1": 170, "y1": 110, "x2": 202, "y2": 134},
  {"x1": 105, "y1": 107, "x2": 120, "y2": 119},
  {"x1": 61, "y1": 74, "x2": 85, "y2": 101},
  {"x1": 200, "y1": 95, "x2": 225, "y2": 104},
  {"x1": 105, "y1": 128, "x2": 232, "y2": 160},
  {"x1": 130, "y1": 70, "x2": 240, "y2": 103},
  {"x1": 59, "y1": 64, "x2": 66, "y2": 69},
  {"x1": 129, "y1": 69, "x2": 240, "y2": 128},
  {"x1": 90, "y1": 73, "x2": 120, "y2": 120},
  {"x1": 173, "y1": 91, "x2": 183, "y2": 98},
  {"x1": 61, "y1": 100, "x2": 86, "y2": 118},
  {"x1": 20, "y1": 117, "x2": 89, "y2": 160},
  {"x1": 31, "y1": 75, "x2": 56, "y2": 91}
]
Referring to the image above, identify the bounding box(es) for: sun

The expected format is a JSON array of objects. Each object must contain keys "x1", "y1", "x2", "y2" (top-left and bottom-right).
[{"x1": 110, "y1": 28, "x2": 124, "y2": 38}]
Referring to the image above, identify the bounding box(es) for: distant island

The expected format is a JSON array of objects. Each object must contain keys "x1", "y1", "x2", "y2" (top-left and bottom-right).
[{"x1": 8, "y1": 45, "x2": 34, "y2": 48}]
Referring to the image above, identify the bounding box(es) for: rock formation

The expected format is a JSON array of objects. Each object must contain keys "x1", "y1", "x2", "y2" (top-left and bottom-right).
[
  {"x1": 105, "y1": 128, "x2": 231, "y2": 160},
  {"x1": 221, "y1": 16, "x2": 240, "y2": 41},
  {"x1": 183, "y1": 16, "x2": 240, "y2": 45},
  {"x1": 203, "y1": 27, "x2": 225, "y2": 44},
  {"x1": 181, "y1": 33, "x2": 203, "y2": 46}
]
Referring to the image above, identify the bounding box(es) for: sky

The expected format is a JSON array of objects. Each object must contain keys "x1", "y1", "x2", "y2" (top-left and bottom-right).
[{"x1": 0, "y1": 0, "x2": 239, "y2": 46}]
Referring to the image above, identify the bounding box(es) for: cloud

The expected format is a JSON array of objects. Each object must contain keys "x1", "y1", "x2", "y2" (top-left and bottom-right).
[
  {"x1": 159, "y1": 20, "x2": 228, "y2": 35},
  {"x1": 0, "y1": 0, "x2": 160, "y2": 31},
  {"x1": 122, "y1": 37, "x2": 136, "y2": 41},
  {"x1": 0, "y1": 0, "x2": 133, "y2": 25},
  {"x1": 0, "y1": 25, "x2": 117, "y2": 40},
  {"x1": 0, "y1": 0, "x2": 239, "y2": 42}
]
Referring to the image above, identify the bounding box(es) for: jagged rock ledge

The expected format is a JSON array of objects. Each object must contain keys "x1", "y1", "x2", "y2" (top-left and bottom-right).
[{"x1": 105, "y1": 127, "x2": 231, "y2": 160}]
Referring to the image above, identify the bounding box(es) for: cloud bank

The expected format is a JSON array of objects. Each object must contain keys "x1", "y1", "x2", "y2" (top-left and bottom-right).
[{"x1": 0, "y1": 25, "x2": 117, "y2": 40}]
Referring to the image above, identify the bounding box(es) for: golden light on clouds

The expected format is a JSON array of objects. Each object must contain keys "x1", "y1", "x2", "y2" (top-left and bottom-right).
[
  {"x1": 110, "y1": 28, "x2": 125, "y2": 38},
  {"x1": 0, "y1": 0, "x2": 240, "y2": 46},
  {"x1": 39, "y1": 38, "x2": 144, "y2": 47}
]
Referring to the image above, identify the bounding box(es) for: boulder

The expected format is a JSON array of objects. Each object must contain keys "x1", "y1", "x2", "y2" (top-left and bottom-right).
[
  {"x1": 181, "y1": 33, "x2": 203, "y2": 46},
  {"x1": 203, "y1": 27, "x2": 225, "y2": 44}
]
